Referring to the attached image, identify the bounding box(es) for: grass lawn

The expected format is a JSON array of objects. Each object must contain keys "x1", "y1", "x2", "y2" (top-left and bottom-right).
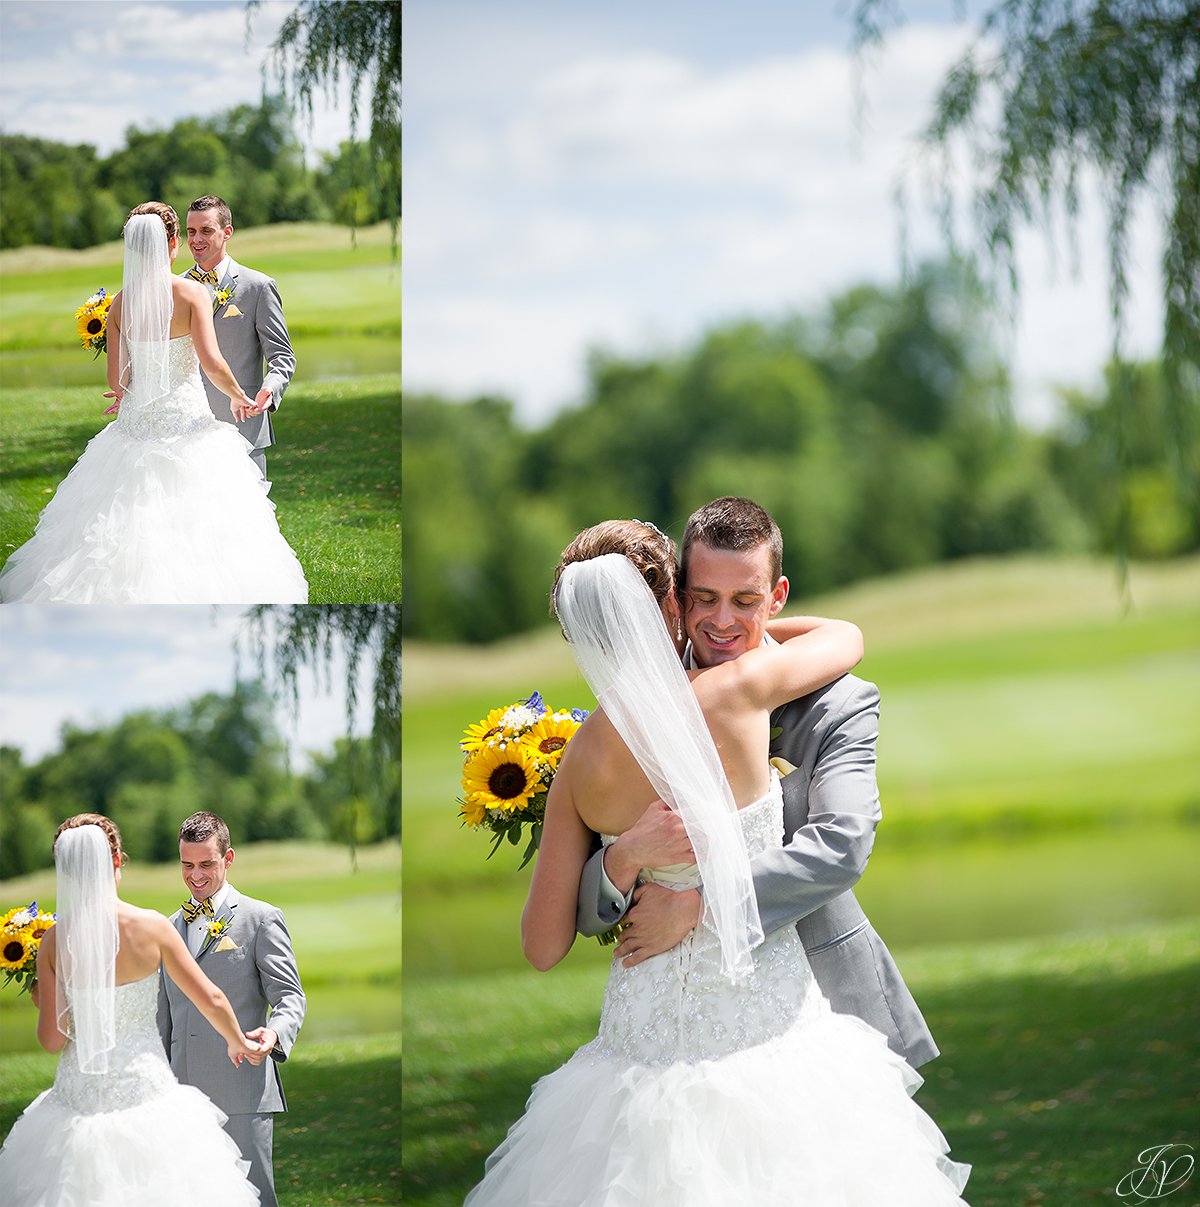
[{"x1": 0, "y1": 223, "x2": 400, "y2": 602}]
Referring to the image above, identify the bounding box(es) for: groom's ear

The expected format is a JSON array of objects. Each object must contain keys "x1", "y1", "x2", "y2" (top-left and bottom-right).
[{"x1": 768, "y1": 576, "x2": 790, "y2": 615}]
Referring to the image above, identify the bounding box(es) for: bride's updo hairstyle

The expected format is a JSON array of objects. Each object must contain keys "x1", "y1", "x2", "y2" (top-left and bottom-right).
[
  {"x1": 124, "y1": 201, "x2": 180, "y2": 243},
  {"x1": 552, "y1": 520, "x2": 678, "y2": 619},
  {"x1": 53, "y1": 813, "x2": 127, "y2": 867}
]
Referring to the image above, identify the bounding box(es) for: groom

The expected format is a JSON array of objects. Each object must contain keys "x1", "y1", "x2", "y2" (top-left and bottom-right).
[
  {"x1": 184, "y1": 195, "x2": 296, "y2": 477},
  {"x1": 577, "y1": 496, "x2": 938, "y2": 1067},
  {"x1": 158, "y1": 811, "x2": 306, "y2": 1207}
]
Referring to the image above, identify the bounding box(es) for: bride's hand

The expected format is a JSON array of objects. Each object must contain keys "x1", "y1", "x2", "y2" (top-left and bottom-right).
[
  {"x1": 230, "y1": 391, "x2": 254, "y2": 423},
  {"x1": 102, "y1": 390, "x2": 122, "y2": 415},
  {"x1": 227, "y1": 1034, "x2": 264, "y2": 1067},
  {"x1": 603, "y1": 800, "x2": 695, "y2": 892}
]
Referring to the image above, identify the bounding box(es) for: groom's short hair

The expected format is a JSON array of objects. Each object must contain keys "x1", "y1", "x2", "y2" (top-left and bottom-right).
[
  {"x1": 179, "y1": 810, "x2": 232, "y2": 854},
  {"x1": 681, "y1": 497, "x2": 783, "y2": 586},
  {"x1": 187, "y1": 195, "x2": 232, "y2": 230}
]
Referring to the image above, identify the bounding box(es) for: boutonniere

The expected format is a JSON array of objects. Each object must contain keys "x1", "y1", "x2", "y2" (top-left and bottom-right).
[
  {"x1": 201, "y1": 912, "x2": 239, "y2": 951},
  {"x1": 213, "y1": 281, "x2": 237, "y2": 314}
]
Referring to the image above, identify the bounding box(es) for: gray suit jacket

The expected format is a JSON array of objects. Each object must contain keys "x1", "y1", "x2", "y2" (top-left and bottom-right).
[
  {"x1": 576, "y1": 665, "x2": 938, "y2": 1068},
  {"x1": 158, "y1": 886, "x2": 306, "y2": 1114},
  {"x1": 188, "y1": 257, "x2": 296, "y2": 450}
]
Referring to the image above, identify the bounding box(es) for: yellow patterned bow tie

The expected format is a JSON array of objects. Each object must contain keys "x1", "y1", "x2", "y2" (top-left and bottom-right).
[
  {"x1": 187, "y1": 266, "x2": 219, "y2": 286},
  {"x1": 182, "y1": 897, "x2": 215, "y2": 923}
]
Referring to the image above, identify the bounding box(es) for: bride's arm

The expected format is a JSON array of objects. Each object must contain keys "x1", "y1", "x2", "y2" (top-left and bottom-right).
[
  {"x1": 104, "y1": 294, "x2": 126, "y2": 401},
  {"x1": 33, "y1": 929, "x2": 67, "y2": 1054},
  {"x1": 725, "y1": 616, "x2": 864, "y2": 712},
  {"x1": 522, "y1": 759, "x2": 594, "y2": 972}
]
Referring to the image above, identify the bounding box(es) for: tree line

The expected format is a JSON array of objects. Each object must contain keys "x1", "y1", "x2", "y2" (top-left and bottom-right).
[
  {"x1": 404, "y1": 260, "x2": 1199, "y2": 644},
  {"x1": 0, "y1": 94, "x2": 394, "y2": 251},
  {"x1": 0, "y1": 681, "x2": 400, "y2": 879}
]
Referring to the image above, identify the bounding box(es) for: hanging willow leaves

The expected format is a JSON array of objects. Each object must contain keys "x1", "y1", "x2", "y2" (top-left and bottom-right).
[
  {"x1": 852, "y1": 0, "x2": 1200, "y2": 579},
  {"x1": 247, "y1": 0, "x2": 401, "y2": 254}
]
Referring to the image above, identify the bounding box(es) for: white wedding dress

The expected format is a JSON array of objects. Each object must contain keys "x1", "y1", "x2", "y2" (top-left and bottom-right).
[
  {"x1": 0, "y1": 334, "x2": 308, "y2": 603},
  {"x1": 0, "y1": 971, "x2": 259, "y2": 1205},
  {"x1": 467, "y1": 775, "x2": 971, "y2": 1206}
]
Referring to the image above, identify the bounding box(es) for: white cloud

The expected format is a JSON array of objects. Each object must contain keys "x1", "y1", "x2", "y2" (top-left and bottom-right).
[
  {"x1": 405, "y1": 14, "x2": 1163, "y2": 424},
  {"x1": 0, "y1": 0, "x2": 350, "y2": 157}
]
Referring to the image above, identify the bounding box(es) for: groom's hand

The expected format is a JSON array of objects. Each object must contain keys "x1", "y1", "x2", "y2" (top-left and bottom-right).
[
  {"x1": 243, "y1": 1026, "x2": 278, "y2": 1065},
  {"x1": 614, "y1": 884, "x2": 702, "y2": 967},
  {"x1": 242, "y1": 387, "x2": 272, "y2": 417},
  {"x1": 603, "y1": 801, "x2": 695, "y2": 893}
]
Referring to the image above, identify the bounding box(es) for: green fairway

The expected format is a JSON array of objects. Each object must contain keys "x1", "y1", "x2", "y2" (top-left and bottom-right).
[{"x1": 0, "y1": 223, "x2": 400, "y2": 602}]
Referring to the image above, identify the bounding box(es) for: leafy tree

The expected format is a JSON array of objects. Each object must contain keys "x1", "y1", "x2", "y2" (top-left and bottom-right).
[
  {"x1": 852, "y1": 0, "x2": 1200, "y2": 577},
  {"x1": 249, "y1": 0, "x2": 401, "y2": 250}
]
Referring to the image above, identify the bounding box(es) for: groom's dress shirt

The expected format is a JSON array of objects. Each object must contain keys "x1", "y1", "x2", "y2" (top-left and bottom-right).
[{"x1": 186, "y1": 882, "x2": 231, "y2": 955}]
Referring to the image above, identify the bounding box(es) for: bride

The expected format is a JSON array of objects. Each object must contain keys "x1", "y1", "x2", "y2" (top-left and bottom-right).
[
  {"x1": 0, "y1": 203, "x2": 308, "y2": 604},
  {"x1": 466, "y1": 522, "x2": 971, "y2": 1204},
  {"x1": 0, "y1": 814, "x2": 263, "y2": 1204}
]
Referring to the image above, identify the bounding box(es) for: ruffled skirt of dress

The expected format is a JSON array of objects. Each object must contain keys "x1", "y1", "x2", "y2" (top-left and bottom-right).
[
  {"x1": 0, "y1": 1078, "x2": 260, "y2": 1207},
  {"x1": 0, "y1": 421, "x2": 307, "y2": 604},
  {"x1": 465, "y1": 1001, "x2": 971, "y2": 1207}
]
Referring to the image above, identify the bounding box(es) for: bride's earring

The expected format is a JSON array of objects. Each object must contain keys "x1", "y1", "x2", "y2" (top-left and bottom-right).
[{"x1": 676, "y1": 618, "x2": 683, "y2": 641}]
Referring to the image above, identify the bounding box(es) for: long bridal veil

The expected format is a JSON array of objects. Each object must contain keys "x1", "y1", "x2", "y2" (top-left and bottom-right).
[
  {"x1": 118, "y1": 214, "x2": 172, "y2": 404},
  {"x1": 54, "y1": 825, "x2": 120, "y2": 1073},
  {"x1": 554, "y1": 553, "x2": 763, "y2": 980}
]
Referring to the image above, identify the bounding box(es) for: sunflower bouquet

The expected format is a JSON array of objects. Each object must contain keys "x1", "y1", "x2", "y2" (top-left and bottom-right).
[
  {"x1": 75, "y1": 287, "x2": 114, "y2": 357},
  {"x1": 459, "y1": 691, "x2": 589, "y2": 868},
  {"x1": 1, "y1": 901, "x2": 56, "y2": 994}
]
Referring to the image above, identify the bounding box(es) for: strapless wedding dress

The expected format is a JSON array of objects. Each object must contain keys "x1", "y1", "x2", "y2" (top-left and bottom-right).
[
  {"x1": 0, "y1": 335, "x2": 307, "y2": 603},
  {"x1": 0, "y1": 972, "x2": 259, "y2": 1205},
  {"x1": 466, "y1": 776, "x2": 971, "y2": 1205}
]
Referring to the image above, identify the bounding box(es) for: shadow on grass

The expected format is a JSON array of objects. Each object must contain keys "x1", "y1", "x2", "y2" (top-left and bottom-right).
[
  {"x1": 0, "y1": 420, "x2": 107, "y2": 486},
  {"x1": 277, "y1": 1038, "x2": 402, "y2": 1207},
  {"x1": 403, "y1": 960, "x2": 1198, "y2": 1207}
]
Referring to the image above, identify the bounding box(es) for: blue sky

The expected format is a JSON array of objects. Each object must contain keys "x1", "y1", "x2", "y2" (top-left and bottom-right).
[
  {"x1": 0, "y1": 0, "x2": 353, "y2": 159},
  {"x1": 0, "y1": 607, "x2": 372, "y2": 767},
  {"x1": 404, "y1": 1, "x2": 1163, "y2": 426}
]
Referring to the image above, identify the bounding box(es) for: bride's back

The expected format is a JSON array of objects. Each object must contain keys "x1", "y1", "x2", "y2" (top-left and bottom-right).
[{"x1": 559, "y1": 664, "x2": 775, "y2": 839}]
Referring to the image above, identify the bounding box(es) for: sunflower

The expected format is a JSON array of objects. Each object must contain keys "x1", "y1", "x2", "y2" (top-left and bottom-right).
[
  {"x1": 524, "y1": 712, "x2": 581, "y2": 766},
  {"x1": 75, "y1": 307, "x2": 107, "y2": 343},
  {"x1": 459, "y1": 794, "x2": 489, "y2": 828},
  {"x1": 0, "y1": 931, "x2": 34, "y2": 972},
  {"x1": 27, "y1": 913, "x2": 55, "y2": 943},
  {"x1": 461, "y1": 706, "x2": 515, "y2": 753},
  {"x1": 462, "y1": 742, "x2": 544, "y2": 814}
]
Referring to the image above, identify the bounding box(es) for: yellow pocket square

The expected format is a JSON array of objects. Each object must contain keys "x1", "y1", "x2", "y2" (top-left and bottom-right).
[
  {"x1": 769, "y1": 756, "x2": 797, "y2": 778},
  {"x1": 222, "y1": 304, "x2": 243, "y2": 318},
  {"x1": 214, "y1": 935, "x2": 239, "y2": 953}
]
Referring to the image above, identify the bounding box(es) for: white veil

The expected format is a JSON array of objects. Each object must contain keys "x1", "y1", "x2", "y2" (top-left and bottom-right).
[
  {"x1": 54, "y1": 825, "x2": 120, "y2": 1074},
  {"x1": 554, "y1": 553, "x2": 763, "y2": 981},
  {"x1": 118, "y1": 214, "x2": 172, "y2": 404}
]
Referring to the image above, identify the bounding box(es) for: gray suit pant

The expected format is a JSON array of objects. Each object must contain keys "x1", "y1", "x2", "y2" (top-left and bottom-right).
[
  {"x1": 249, "y1": 447, "x2": 267, "y2": 478},
  {"x1": 224, "y1": 1112, "x2": 277, "y2": 1207}
]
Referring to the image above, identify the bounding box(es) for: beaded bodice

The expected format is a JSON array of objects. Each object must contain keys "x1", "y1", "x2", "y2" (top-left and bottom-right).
[
  {"x1": 52, "y1": 973, "x2": 176, "y2": 1115},
  {"x1": 116, "y1": 335, "x2": 218, "y2": 441},
  {"x1": 594, "y1": 776, "x2": 824, "y2": 1066}
]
